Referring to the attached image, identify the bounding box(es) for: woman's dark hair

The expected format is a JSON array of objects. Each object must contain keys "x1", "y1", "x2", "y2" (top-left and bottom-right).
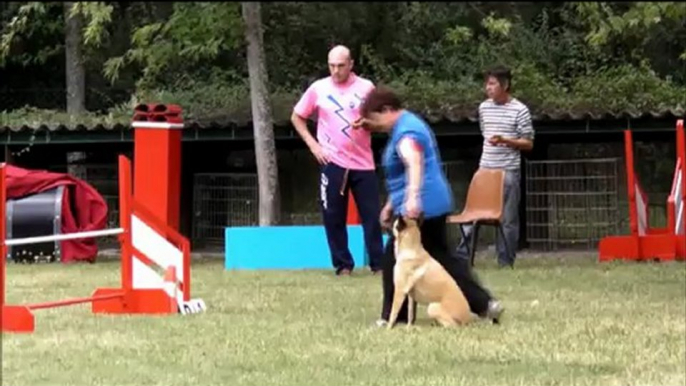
[
  {"x1": 360, "y1": 85, "x2": 403, "y2": 117},
  {"x1": 484, "y1": 65, "x2": 512, "y2": 91}
]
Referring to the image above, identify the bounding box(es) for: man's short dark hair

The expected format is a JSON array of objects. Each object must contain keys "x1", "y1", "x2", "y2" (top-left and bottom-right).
[
  {"x1": 484, "y1": 65, "x2": 512, "y2": 91},
  {"x1": 360, "y1": 86, "x2": 403, "y2": 117}
]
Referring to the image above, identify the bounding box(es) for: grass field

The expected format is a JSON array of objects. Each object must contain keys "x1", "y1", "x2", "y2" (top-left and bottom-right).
[{"x1": 2, "y1": 255, "x2": 685, "y2": 386}]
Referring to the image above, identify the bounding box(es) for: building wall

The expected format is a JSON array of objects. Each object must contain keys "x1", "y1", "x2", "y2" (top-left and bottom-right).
[{"x1": 2, "y1": 129, "x2": 679, "y2": 253}]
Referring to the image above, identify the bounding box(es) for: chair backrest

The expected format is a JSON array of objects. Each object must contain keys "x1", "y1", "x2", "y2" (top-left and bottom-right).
[{"x1": 461, "y1": 168, "x2": 505, "y2": 221}]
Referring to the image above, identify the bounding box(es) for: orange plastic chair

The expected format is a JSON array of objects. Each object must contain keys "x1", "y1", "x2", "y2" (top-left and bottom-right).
[{"x1": 447, "y1": 168, "x2": 507, "y2": 267}]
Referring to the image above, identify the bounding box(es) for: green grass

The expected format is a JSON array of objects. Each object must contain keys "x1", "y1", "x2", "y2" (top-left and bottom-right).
[{"x1": 3, "y1": 255, "x2": 686, "y2": 386}]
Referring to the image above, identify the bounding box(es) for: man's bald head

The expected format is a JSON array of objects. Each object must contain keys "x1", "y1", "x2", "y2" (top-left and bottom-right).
[
  {"x1": 327, "y1": 45, "x2": 354, "y2": 84},
  {"x1": 328, "y1": 45, "x2": 352, "y2": 62}
]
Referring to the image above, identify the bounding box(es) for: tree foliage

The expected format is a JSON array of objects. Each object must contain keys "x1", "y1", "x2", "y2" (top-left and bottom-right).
[
  {"x1": 103, "y1": 2, "x2": 243, "y2": 87},
  {"x1": 1, "y1": 1, "x2": 685, "y2": 124}
]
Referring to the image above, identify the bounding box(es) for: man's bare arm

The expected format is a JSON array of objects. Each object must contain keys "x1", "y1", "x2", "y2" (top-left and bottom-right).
[
  {"x1": 503, "y1": 137, "x2": 533, "y2": 151},
  {"x1": 291, "y1": 112, "x2": 318, "y2": 149},
  {"x1": 291, "y1": 112, "x2": 329, "y2": 164}
]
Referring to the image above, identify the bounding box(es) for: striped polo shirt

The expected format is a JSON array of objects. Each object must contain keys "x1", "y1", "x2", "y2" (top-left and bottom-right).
[{"x1": 478, "y1": 98, "x2": 534, "y2": 170}]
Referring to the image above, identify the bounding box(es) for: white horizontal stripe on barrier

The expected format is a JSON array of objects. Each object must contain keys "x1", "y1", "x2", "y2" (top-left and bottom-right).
[
  {"x1": 5, "y1": 228, "x2": 124, "y2": 247},
  {"x1": 131, "y1": 122, "x2": 184, "y2": 130}
]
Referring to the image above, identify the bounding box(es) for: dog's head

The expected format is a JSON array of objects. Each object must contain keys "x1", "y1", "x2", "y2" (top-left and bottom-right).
[{"x1": 392, "y1": 214, "x2": 423, "y2": 240}]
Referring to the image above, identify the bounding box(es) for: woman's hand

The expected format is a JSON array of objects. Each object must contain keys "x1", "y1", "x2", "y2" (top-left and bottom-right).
[
  {"x1": 352, "y1": 117, "x2": 368, "y2": 130},
  {"x1": 380, "y1": 201, "x2": 393, "y2": 231}
]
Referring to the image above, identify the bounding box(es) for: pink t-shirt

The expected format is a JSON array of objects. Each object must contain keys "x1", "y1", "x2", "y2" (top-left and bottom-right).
[{"x1": 293, "y1": 73, "x2": 375, "y2": 171}]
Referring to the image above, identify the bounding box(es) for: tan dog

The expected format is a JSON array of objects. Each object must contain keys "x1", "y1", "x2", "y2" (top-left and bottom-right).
[{"x1": 387, "y1": 216, "x2": 472, "y2": 329}]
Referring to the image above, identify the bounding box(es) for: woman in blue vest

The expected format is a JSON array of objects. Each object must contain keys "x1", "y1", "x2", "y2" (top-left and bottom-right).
[{"x1": 354, "y1": 86, "x2": 504, "y2": 325}]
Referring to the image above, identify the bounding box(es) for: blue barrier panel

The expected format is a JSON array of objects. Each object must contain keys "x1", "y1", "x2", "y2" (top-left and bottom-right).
[{"x1": 225, "y1": 225, "x2": 380, "y2": 270}]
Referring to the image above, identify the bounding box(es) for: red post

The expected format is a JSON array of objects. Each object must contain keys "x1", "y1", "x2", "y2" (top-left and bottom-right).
[
  {"x1": 118, "y1": 156, "x2": 133, "y2": 294},
  {"x1": 624, "y1": 130, "x2": 638, "y2": 237},
  {"x1": 677, "y1": 120, "x2": 686, "y2": 243},
  {"x1": 346, "y1": 196, "x2": 361, "y2": 225},
  {"x1": 678, "y1": 120, "x2": 686, "y2": 213},
  {"x1": 678, "y1": 120, "x2": 686, "y2": 260},
  {"x1": 0, "y1": 163, "x2": 6, "y2": 307},
  {"x1": 181, "y1": 238, "x2": 191, "y2": 302},
  {"x1": 131, "y1": 104, "x2": 184, "y2": 231}
]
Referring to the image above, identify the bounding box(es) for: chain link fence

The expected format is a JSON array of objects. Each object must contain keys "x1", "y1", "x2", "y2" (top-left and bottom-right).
[
  {"x1": 189, "y1": 160, "x2": 482, "y2": 250},
  {"x1": 40, "y1": 149, "x2": 640, "y2": 254},
  {"x1": 524, "y1": 158, "x2": 622, "y2": 251},
  {"x1": 191, "y1": 173, "x2": 259, "y2": 249}
]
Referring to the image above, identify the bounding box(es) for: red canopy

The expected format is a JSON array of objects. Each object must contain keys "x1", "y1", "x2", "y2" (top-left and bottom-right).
[{"x1": 4, "y1": 165, "x2": 108, "y2": 263}]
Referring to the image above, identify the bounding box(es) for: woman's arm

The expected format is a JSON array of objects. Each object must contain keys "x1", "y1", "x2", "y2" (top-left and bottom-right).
[
  {"x1": 397, "y1": 136, "x2": 424, "y2": 216},
  {"x1": 398, "y1": 136, "x2": 423, "y2": 194}
]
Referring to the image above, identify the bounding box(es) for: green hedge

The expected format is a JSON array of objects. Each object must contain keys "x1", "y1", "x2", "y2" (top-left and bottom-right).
[{"x1": 1, "y1": 64, "x2": 684, "y2": 130}]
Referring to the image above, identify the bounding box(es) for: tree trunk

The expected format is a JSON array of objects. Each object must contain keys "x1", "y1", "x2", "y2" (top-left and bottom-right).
[
  {"x1": 241, "y1": 2, "x2": 281, "y2": 226},
  {"x1": 64, "y1": 2, "x2": 86, "y2": 114}
]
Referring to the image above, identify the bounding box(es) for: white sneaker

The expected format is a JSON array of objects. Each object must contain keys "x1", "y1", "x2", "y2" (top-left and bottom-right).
[
  {"x1": 486, "y1": 300, "x2": 504, "y2": 324},
  {"x1": 375, "y1": 319, "x2": 388, "y2": 328}
]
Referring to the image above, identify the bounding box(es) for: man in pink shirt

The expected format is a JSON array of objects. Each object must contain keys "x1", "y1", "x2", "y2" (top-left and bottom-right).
[{"x1": 290, "y1": 45, "x2": 383, "y2": 276}]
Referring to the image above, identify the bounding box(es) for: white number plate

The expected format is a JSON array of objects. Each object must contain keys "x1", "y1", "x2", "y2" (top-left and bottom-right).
[{"x1": 178, "y1": 298, "x2": 207, "y2": 315}]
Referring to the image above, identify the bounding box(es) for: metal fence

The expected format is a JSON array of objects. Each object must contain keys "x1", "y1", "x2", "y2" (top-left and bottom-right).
[
  {"x1": 192, "y1": 173, "x2": 259, "y2": 248},
  {"x1": 285, "y1": 212, "x2": 321, "y2": 225},
  {"x1": 524, "y1": 158, "x2": 622, "y2": 251},
  {"x1": 44, "y1": 156, "x2": 629, "y2": 253},
  {"x1": 180, "y1": 157, "x2": 627, "y2": 252},
  {"x1": 274, "y1": 160, "x2": 482, "y2": 247},
  {"x1": 51, "y1": 157, "x2": 626, "y2": 253},
  {"x1": 188, "y1": 160, "x2": 479, "y2": 248}
]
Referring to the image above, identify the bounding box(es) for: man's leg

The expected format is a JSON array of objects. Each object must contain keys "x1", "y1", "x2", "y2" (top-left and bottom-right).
[
  {"x1": 320, "y1": 163, "x2": 355, "y2": 274},
  {"x1": 496, "y1": 170, "x2": 521, "y2": 267},
  {"x1": 349, "y1": 170, "x2": 384, "y2": 272},
  {"x1": 421, "y1": 216, "x2": 495, "y2": 317}
]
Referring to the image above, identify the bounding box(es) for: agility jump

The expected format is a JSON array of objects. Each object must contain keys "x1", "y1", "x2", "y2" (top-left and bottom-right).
[
  {"x1": 1, "y1": 104, "x2": 205, "y2": 334},
  {"x1": 599, "y1": 119, "x2": 686, "y2": 262}
]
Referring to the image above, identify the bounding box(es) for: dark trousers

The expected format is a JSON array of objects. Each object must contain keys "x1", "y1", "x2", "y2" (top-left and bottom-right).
[
  {"x1": 380, "y1": 215, "x2": 493, "y2": 322},
  {"x1": 320, "y1": 163, "x2": 384, "y2": 273}
]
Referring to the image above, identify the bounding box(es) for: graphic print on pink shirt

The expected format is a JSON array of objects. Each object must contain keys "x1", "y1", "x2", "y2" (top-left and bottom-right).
[{"x1": 293, "y1": 73, "x2": 375, "y2": 171}]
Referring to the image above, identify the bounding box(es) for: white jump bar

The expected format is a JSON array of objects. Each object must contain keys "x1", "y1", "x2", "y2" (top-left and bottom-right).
[{"x1": 5, "y1": 228, "x2": 125, "y2": 247}]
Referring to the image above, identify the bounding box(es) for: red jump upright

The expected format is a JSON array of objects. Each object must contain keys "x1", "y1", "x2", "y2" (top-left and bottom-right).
[
  {"x1": 1, "y1": 104, "x2": 204, "y2": 334},
  {"x1": 132, "y1": 103, "x2": 184, "y2": 231},
  {"x1": 598, "y1": 120, "x2": 686, "y2": 262}
]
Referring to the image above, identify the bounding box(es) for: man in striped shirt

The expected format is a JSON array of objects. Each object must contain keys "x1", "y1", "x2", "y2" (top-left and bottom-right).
[{"x1": 458, "y1": 65, "x2": 534, "y2": 268}]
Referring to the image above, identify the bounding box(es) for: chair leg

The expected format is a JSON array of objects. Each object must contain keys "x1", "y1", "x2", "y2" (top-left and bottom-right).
[
  {"x1": 469, "y1": 222, "x2": 481, "y2": 267},
  {"x1": 458, "y1": 224, "x2": 470, "y2": 259}
]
